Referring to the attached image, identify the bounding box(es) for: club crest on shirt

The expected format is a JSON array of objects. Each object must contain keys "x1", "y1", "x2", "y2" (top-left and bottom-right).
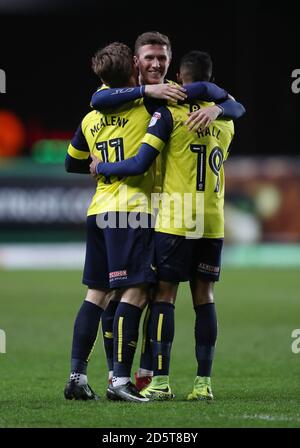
[{"x1": 149, "y1": 112, "x2": 161, "y2": 127}]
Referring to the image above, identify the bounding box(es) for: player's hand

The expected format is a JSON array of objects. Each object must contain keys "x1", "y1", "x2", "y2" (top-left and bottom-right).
[
  {"x1": 145, "y1": 84, "x2": 187, "y2": 102},
  {"x1": 185, "y1": 105, "x2": 222, "y2": 132},
  {"x1": 89, "y1": 154, "x2": 101, "y2": 176}
]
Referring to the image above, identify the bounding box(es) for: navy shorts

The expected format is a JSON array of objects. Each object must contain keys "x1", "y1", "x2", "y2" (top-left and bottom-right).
[
  {"x1": 155, "y1": 232, "x2": 223, "y2": 283},
  {"x1": 83, "y1": 213, "x2": 156, "y2": 289}
]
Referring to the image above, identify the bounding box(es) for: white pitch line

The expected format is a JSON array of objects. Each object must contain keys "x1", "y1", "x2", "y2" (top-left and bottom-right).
[
  {"x1": 240, "y1": 414, "x2": 300, "y2": 423},
  {"x1": 213, "y1": 413, "x2": 300, "y2": 423}
]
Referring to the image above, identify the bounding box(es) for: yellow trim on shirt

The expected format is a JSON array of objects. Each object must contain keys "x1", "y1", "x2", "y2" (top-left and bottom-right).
[
  {"x1": 67, "y1": 144, "x2": 89, "y2": 160},
  {"x1": 142, "y1": 133, "x2": 165, "y2": 152}
]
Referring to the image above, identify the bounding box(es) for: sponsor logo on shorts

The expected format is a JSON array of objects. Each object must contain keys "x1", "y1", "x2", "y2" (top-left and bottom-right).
[
  {"x1": 109, "y1": 270, "x2": 128, "y2": 281},
  {"x1": 197, "y1": 263, "x2": 219, "y2": 274}
]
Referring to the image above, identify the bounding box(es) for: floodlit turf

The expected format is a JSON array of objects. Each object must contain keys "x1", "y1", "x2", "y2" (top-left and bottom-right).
[{"x1": 0, "y1": 268, "x2": 300, "y2": 428}]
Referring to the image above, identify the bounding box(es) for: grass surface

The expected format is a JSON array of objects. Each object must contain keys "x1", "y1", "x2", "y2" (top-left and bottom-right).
[{"x1": 0, "y1": 269, "x2": 300, "y2": 428}]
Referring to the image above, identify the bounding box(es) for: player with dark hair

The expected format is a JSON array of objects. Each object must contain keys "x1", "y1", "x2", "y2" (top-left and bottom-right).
[
  {"x1": 90, "y1": 49, "x2": 245, "y2": 401},
  {"x1": 179, "y1": 51, "x2": 213, "y2": 83},
  {"x1": 177, "y1": 50, "x2": 230, "y2": 132}
]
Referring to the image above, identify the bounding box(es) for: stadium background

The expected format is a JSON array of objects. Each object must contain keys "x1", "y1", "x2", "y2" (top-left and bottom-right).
[{"x1": 0, "y1": 0, "x2": 299, "y2": 429}]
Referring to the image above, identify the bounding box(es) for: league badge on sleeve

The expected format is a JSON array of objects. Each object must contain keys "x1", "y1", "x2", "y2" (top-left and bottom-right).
[{"x1": 149, "y1": 112, "x2": 161, "y2": 127}]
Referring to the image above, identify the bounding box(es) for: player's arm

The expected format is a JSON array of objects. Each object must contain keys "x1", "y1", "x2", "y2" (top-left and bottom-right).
[
  {"x1": 65, "y1": 122, "x2": 91, "y2": 174},
  {"x1": 214, "y1": 98, "x2": 246, "y2": 119},
  {"x1": 184, "y1": 81, "x2": 228, "y2": 102},
  {"x1": 90, "y1": 144, "x2": 158, "y2": 176},
  {"x1": 90, "y1": 84, "x2": 187, "y2": 110},
  {"x1": 91, "y1": 81, "x2": 226, "y2": 110},
  {"x1": 184, "y1": 81, "x2": 245, "y2": 121},
  {"x1": 185, "y1": 98, "x2": 245, "y2": 131},
  {"x1": 90, "y1": 107, "x2": 172, "y2": 177}
]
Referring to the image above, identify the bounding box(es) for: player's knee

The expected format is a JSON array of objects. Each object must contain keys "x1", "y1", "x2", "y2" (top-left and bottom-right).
[
  {"x1": 194, "y1": 293, "x2": 214, "y2": 306},
  {"x1": 121, "y1": 284, "x2": 151, "y2": 309},
  {"x1": 121, "y1": 295, "x2": 148, "y2": 309},
  {"x1": 155, "y1": 281, "x2": 178, "y2": 304},
  {"x1": 192, "y1": 279, "x2": 214, "y2": 306},
  {"x1": 136, "y1": 295, "x2": 149, "y2": 309},
  {"x1": 85, "y1": 288, "x2": 110, "y2": 309},
  {"x1": 107, "y1": 289, "x2": 121, "y2": 302},
  {"x1": 155, "y1": 296, "x2": 176, "y2": 305}
]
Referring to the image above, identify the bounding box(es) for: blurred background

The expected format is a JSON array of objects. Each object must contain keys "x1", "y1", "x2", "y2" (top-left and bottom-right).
[
  {"x1": 1, "y1": 0, "x2": 300, "y2": 430},
  {"x1": 0, "y1": 0, "x2": 300, "y2": 269}
]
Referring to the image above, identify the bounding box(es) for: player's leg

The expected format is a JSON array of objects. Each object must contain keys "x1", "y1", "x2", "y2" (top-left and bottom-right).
[
  {"x1": 106, "y1": 212, "x2": 156, "y2": 402},
  {"x1": 100, "y1": 289, "x2": 121, "y2": 386},
  {"x1": 64, "y1": 215, "x2": 110, "y2": 400},
  {"x1": 188, "y1": 278, "x2": 216, "y2": 400},
  {"x1": 135, "y1": 285, "x2": 158, "y2": 391},
  {"x1": 111, "y1": 284, "x2": 151, "y2": 402},
  {"x1": 187, "y1": 238, "x2": 223, "y2": 401},
  {"x1": 140, "y1": 280, "x2": 178, "y2": 400},
  {"x1": 64, "y1": 287, "x2": 110, "y2": 400},
  {"x1": 140, "y1": 232, "x2": 193, "y2": 400},
  {"x1": 135, "y1": 171, "x2": 164, "y2": 390},
  {"x1": 135, "y1": 298, "x2": 154, "y2": 391}
]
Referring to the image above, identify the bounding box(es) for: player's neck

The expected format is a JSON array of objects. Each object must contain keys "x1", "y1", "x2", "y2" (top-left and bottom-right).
[{"x1": 128, "y1": 74, "x2": 138, "y2": 87}]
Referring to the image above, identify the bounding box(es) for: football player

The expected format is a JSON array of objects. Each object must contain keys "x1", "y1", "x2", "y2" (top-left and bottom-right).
[{"x1": 90, "y1": 49, "x2": 245, "y2": 401}]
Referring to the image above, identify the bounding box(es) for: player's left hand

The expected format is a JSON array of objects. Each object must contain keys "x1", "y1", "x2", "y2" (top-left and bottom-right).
[
  {"x1": 185, "y1": 105, "x2": 222, "y2": 132},
  {"x1": 89, "y1": 154, "x2": 101, "y2": 176}
]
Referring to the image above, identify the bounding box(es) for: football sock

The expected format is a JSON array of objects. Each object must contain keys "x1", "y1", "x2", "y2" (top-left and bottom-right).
[
  {"x1": 113, "y1": 302, "x2": 142, "y2": 377},
  {"x1": 101, "y1": 300, "x2": 119, "y2": 372},
  {"x1": 71, "y1": 300, "x2": 103, "y2": 374},
  {"x1": 194, "y1": 303, "x2": 217, "y2": 377},
  {"x1": 112, "y1": 376, "x2": 131, "y2": 388},
  {"x1": 139, "y1": 304, "x2": 153, "y2": 372},
  {"x1": 150, "y1": 302, "x2": 175, "y2": 376},
  {"x1": 70, "y1": 372, "x2": 87, "y2": 386},
  {"x1": 137, "y1": 368, "x2": 153, "y2": 378}
]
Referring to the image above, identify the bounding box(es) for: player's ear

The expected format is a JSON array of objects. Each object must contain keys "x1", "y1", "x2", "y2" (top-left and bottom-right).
[
  {"x1": 133, "y1": 55, "x2": 138, "y2": 67},
  {"x1": 132, "y1": 63, "x2": 139, "y2": 83}
]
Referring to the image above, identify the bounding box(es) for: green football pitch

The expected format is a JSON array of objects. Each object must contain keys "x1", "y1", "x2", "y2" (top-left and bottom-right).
[{"x1": 0, "y1": 268, "x2": 299, "y2": 428}]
